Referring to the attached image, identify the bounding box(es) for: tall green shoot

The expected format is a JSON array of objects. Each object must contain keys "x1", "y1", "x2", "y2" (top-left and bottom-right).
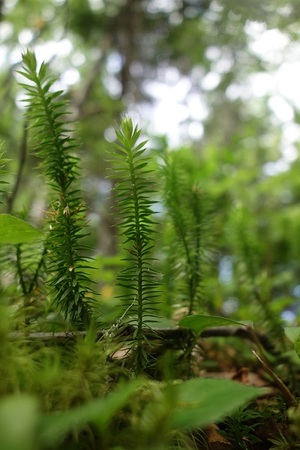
[
  {"x1": 18, "y1": 50, "x2": 94, "y2": 327},
  {"x1": 110, "y1": 117, "x2": 160, "y2": 374},
  {"x1": 162, "y1": 151, "x2": 211, "y2": 316}
]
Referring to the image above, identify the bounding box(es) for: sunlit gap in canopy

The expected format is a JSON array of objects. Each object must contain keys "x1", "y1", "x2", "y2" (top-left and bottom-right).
[
  {"x1": 129, "y1": 17, "x2": 300, "y2": 162},
  {"x1": 138, "y1": 66, "x2": 209, "y2": 148},
  {"x1": 229, "y1": 20, "x2": 300, "y2": 177}
]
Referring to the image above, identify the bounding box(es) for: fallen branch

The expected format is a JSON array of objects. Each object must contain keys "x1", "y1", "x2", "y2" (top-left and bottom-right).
[{"x1": 9, "y1": 325, "x2": 277, "y2": 353}]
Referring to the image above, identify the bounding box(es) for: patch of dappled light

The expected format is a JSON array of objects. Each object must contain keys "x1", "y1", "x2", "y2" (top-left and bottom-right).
[
  {"x1": 130, "y1": 61, "x2": 144, "y2": 77},
  {"x1": 278, "y1": 5, "x2": 293, "y2": 17},
  {"x1": 276, "y1": 62, "x2": 300, "y2": 110},
  {"x1": 221, "y1": 298, "x2": 239, "y2": 315},
  {"x1": 281, "y1": 310, "x2": 296, "y2": 323},
  {"x1": 86, "y1": 212, "x2": 101, "y2": 228},
  {"x1": 204, "y1": 4, "x2": 222, "y2": 23},
  {"x1": 142, "y1": 69, "x2": 210, "y2": 145},
  {"x1": 268, "y1": 96, "x2": 294, "y2": 122},
  {"x1": 34, "y1": 39, "x2": 73, "y2": 64},
  {"x1": 151, "y1": 101, "x2": 189, "y2": 145},
  {"x1": 212, "y1": 53, "x2": 234, "y2": 74},
  {"x1": 97, "y1": 179, "x2": 112, "y2": 196},
  {"x1": 146, "y1": 0, "x2": 175, "y2": 14},
  {"x1": 151, "y1": 201, "x2": 165, "y2": 216},
  {"x1": 106, "y1": 51, "x2": 123, "y2": 74},
  {"x1": 185, "y1": 7, "x2": 200, "y2": 19},
  {"x1": 0, "y1": 21, "x2": 13, "y2": 42},
  {"x1": 210, "y1": 0, "x2": 224, "y2": 13},
  {"x1": 89, "y1": 48, "x2": 103, "y2": 61},
  {"x1": 71, "y1": 52, "x2": 86, "y2": 67},
  {"x1": 169, "y1": 12, "x2": 183, "y2": 26},
  {"x1": 3, "y1": 0, "x2": 17, "y2": 13},
  {"x1": 262, "y1": 159, "x2": 290, "y2": 176},
  {"x1": 51, "y1": 80, "x2": 65, "y2": 94},
  {"x1": 123, "y1": 103, "x2": 142, "y2": 125},
  {"x1": 42, "y1": 7, "x2": 56, "y2": 22},
  {"x1": 15, "y1": 91, "x2": 27, "y2": 110},
  {"x1": 18, "y1": 29, "x2": 34, "y2": 46},
  {"x1": 248, "y1": 28, "x2": 290, "y2": 64},
  {"x1": 144, "y1": 75, "x2": 191, "y2": 102},
  {"x1": 201, "y1": 71, "x2": 221, "y2": 91},
  {"x1": 104, "y1": 127, "x2": 117, "y2": 142},
  {"x1": 0, "y1": 46, "x2": 8, "y2": 68},
  {"x1": 186, "y1": 93, "x2": 209, "y2": 121},
  {"x1": 10, "y1": 45, "x2": 24, "y2": 65},
  {"x1": 219, "y1": 256, "x2": 233, "y2": 284},
  {"x1": 103, "y1": 75, "x2": 122, "y2": 98},
  {"x1": 57, "y1": 38, "x2": 73, "y2": 57},
  {"x1": 281, "y1": 145, "x2": 298, "y2": 163},
  {"x1": 88, "y1": 0, "x2": 104, "y2": 12},
  {"x1": 163, "y1": 66, "x2": 181, "y2": 85},
  {"x1": 61, "y1": 68, "x2": 80, "y2": 86},
  {"x1": 225, "y1": 83, "x2": 252, "y2": 101},
  {"x1": 205, "y1": 46, "x2": 222, "y2": 61},
  {"x1": 191, "y1": 65, "x2": 205, "y2": 80},
  {"x1": 293, "y1": 285, "x2": 300, "y2": 297},
  {"x1": 188, "y1": 122, "x2": 204, "y2": 140},
  {"x1": 248, "y1": 72, "x2": 276, "y2": 98},
  {"x1": 283, "y1": 123, "x2": 300, "y2": 143},
  {"x1": 244, "y1": 20, "x2": 266, "y2": 39}
]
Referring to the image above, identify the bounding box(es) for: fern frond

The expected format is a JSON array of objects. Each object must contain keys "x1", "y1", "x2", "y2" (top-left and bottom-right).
[
  {"x1": 19, "y1": 50, "x2": 94, "y2": 327},
  {"x1": 110, "y1": 117, "x2": 160, "y2": 373}
]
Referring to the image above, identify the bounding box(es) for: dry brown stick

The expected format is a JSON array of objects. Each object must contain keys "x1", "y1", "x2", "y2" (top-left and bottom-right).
[{"x1": 251, "y1": 349, "x2": 298, "y2": 408}]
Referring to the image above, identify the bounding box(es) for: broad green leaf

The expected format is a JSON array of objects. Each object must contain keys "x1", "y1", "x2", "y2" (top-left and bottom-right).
[
  {"x1": 284, "y1": 327, "x2": 300, "y2": 344},
  {"x1": 0, "y1": 395, "x2": 39, "y2": 450},
  {"x1": 179, "y1": 314, "x2": 250, "y2": 334},
  {"x1": 0, "y1": 214, "x2": 42, "y2": 244},
  {"x1": 284, "y1": 327, "x2": 300, "y2": 358},
  {"x1": 169, "y1": 378, "x2": 268, "y2": 429}
]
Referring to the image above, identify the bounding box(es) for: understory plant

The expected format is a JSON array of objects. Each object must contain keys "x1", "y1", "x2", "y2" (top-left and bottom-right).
[
  {"x1": 18, "y1": 50, "x2": 94, "y2": 327},
  {"x1": 109, "y1": 117, "x2": 160, "y2": 374},
  {"x1": 0, "y1": 49, "x2": 297, "y2": 450},
  {"x1": 162, "y1": 151, "x2": 212, "y2": 316}
]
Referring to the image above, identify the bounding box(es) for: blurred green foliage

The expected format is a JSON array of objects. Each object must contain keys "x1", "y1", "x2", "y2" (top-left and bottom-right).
[{"x1": 1, "y1": 1, "x2": 300, "y2": 447}]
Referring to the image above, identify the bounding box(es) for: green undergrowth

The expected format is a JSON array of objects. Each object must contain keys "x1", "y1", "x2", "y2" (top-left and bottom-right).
[{"x1": 0, "y1": 50, "x2": 300, "y2": 449}]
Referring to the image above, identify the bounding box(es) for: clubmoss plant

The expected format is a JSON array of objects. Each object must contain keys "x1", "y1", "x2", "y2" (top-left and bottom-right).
[
  {"x1": 110, "y1": 117, "x2": 160, "y2": 374},
  {"x1": 162, "y1": 151, "x2": 211, "y2": 316},
  {"x1": 18, "y1": 50, "x2": 94, "y2": 327}
]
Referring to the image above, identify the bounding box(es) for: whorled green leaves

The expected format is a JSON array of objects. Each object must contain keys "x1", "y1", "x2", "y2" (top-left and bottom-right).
[
  {"x1": 162, "y1": 151, "x2": 212, "y2": 315},
  {"x1": 110, "y1": 117, "x2": 160, "y2": 373},
  {"x1": 18, "y1": 50, "x2": 94, "y2": 326}
]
